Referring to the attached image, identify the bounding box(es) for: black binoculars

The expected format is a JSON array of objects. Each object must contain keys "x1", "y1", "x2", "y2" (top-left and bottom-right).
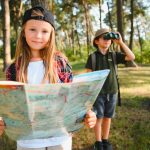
[{"x1": 103, "y1": 32, "x2": 120, "y2": 40}]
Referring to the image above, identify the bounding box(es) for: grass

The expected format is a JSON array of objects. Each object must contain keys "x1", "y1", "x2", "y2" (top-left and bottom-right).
[
  {"x1": 71, "y1": 62, "x2": 150, "y2": 150},
  {"x1": 0, "y1": 60, "x2": 150, "y2": 150}
]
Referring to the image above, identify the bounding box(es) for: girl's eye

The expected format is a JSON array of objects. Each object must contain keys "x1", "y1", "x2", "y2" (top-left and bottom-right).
[
  {"x1": 30, "y1": 28, "x2": 36, "y2": 31},
  {"x1": 42, "y1": 30, "x2": 49, "y2": 33}
]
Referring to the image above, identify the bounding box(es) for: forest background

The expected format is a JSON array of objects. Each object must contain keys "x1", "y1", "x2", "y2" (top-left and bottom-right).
[{"x1": 0, "y1": 0, "x2": 150, "y2": 150}]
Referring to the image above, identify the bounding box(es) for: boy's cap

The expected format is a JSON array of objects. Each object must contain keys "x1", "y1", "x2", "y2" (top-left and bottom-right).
[
  {"x1": 22, "y1": 6, "x2": 55, "y2": 29},
  {"x1": 93, "y1": 28, "x2": 111, "y2": 47},
  {"x1": 94, "y1": 28, "x2": 111, "y2": 39}
]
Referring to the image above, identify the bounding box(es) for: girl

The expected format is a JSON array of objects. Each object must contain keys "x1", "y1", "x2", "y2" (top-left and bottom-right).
[{"x1": 0, "y1": 6, "x2": 96, "y2": 150}]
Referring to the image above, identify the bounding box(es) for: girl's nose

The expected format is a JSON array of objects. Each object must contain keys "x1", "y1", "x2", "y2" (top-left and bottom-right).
[{"x1": 36, "y1": 32, "x2": 42, "y2": 38}]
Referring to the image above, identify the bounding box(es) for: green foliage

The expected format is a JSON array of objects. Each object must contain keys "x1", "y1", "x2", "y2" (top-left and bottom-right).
[
  {"x1": 63, "y1": 45, "x2": 95, "y2": 62},
  {"x1": 134, "y1": 40, "x2": 150, "y2": 64},
  {"x1": 10, "y1": 37, "x2": 17, "y2": 59}
]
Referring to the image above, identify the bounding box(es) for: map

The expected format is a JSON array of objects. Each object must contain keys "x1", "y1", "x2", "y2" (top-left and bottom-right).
[{"x1": 0, "y1": 70, "x2": 109, "y2": 140}]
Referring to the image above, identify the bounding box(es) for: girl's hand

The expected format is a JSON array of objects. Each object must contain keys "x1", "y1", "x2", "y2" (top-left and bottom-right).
[
  {"x1": 84, "y1": 110, "x2": 97, "y2": 128},
  {"x1": 0, "y1": 117, "x2": 5, "y2": 136}
]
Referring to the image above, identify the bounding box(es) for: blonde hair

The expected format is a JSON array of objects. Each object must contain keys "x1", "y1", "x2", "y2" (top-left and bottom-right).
[{"x1": 15, "y1": 9, "x2": 58, "y2": 83}]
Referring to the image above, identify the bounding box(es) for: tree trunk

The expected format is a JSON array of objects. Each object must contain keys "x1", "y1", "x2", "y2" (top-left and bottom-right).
[
  {"x1": 107, "y1": 2, "x2": 113, "y2": 30},
  {"x1": 116, "y1": 0, "x2": 124, "y2": 41},
  {"x1": 75, "y1": 20, "x2": 81, "y2": 56},
  {"x1": 1, "y1": 0, "x2": 11, "y2": 71},
  {"x1": 12, "y1": 0, "x2": 23, "y2": 38},
  {"x1": 129, "y1": 0, "x2": 134, "y2": 50},
  {"x1": 136, "y1": 23, "x2": 143, "y2": 63},
  {"x1": 126, "y1": 0, "x2": 137, "y2": 67},
  {"x1": 82, "y1": 0, "x2": 90, "y2": 56},
  {"x1": 99, "y1": 0, "x2": 102, "y2": 28}
]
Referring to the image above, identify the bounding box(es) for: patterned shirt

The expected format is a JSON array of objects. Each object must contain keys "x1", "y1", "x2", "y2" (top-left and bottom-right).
[{"x1": 6, "y1": 55, "x2": 73, "y2": 83}]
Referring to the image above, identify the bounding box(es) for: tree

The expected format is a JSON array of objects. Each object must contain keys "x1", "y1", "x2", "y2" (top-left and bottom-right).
[
  {"x1": 31, "y1": 0, "x2": 50, "y2": 9},
  {"x1": 9, "y1": 0, "x2": 23, "y2": 38},
  {"x1": 116, "y1": 0, "x2": 124, "y2": 40},
  {"x1": 129, "y1": 0, "x2": 134, "y2": 50},
  {"x1": 1, "y1": 0, "x2": 11, "y2": 70}
]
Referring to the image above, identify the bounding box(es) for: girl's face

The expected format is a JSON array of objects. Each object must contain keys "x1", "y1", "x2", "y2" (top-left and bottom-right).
[{"x1": 24, "y1": 20, "x2": 52, "y2": 55}]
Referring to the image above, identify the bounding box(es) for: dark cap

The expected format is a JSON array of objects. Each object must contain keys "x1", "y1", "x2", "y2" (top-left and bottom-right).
[
  {"x1": 93, "y1": 28, "x2": 111, "y2": 48},
  {"x1": 22, "y1": 6, "x2": 55, "y2": 29}
]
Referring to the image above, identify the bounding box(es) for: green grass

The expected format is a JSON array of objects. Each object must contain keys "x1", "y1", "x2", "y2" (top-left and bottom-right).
[
  {"x1": 0, "y1": 60, "x2": 150, "y2": 150},
  {"x1": 71, "y1": 63, "x2": 150, "y2": 150}
]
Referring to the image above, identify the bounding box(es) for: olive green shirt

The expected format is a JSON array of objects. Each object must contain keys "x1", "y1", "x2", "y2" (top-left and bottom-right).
[{"x1": 85, "y1": 50, "x2": 126, "y2": 94}]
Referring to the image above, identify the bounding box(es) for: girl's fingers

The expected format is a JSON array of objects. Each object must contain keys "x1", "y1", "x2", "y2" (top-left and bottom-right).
[
  {"x1": 84, "y1": 110, "x2": 97, "y2": 128},
  {"x1": 0, "y1": 119, "x2": 5, "y2": 136}
]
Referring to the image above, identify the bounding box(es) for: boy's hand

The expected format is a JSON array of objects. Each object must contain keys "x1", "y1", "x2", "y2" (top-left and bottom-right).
[
  {"x1": 0, "y1": 117, "x2": 5, "y2": 136},
  {"x1": 84, "y1": 110, "x2": 97, "y2": 128}
]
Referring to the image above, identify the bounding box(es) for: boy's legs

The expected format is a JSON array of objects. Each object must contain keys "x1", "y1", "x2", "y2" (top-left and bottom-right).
[
  {"x1": 102, "y1": 117, "x2": 111, "y2": 140},
  {"x1": 94, "y1": 118, "x2": 103, "y2": 141},
  {"x1": 93, "y1": 93, "x2": 117, "y2": 150},
  {"x1": 94, "y1": 117, "x2": 111, "y2": 141},
  {"x1": 93, "y1": 94, "x2": 105, "y2": 149}
]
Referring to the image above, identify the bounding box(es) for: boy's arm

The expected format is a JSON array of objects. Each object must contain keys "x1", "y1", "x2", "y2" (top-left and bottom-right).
[
  {"x1": 119, "y1": 41, "x2": 135, "y2": 61},
  {"x1": 113, "y1": 32, "x2": 135, "y2": 61}
]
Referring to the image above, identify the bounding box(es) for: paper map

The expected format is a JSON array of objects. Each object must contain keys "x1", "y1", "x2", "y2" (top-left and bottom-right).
[{"x1": 0, "y1": 70, "x2": 109, "y2": 140}]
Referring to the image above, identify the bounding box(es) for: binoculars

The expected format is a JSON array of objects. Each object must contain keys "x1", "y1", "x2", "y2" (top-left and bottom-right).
[{"x1": 103, "y1": 32, "x2": 120, "y2": 40}]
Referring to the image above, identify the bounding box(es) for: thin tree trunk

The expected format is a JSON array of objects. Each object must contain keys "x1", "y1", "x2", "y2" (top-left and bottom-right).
[
  {"x1": 99, "y1": 0, "x2": 102, "y2": 28},
  {"x1": 116, "y1": 0, "x2": 124, "y2": 41},
  {"x1": 129, "y1": 0, "x2": 134, "y2": 50},
  {"x1": 82, "y1": 0, "x2": 90, "y2": 56},
  {"x1": 107, "y1": 2, "x2": 113, "y2": 30},
  {"x1": 75, "y1": 20, "x2": 81, "y2": 57},
  {"x1": 126, "y1": 0, "x2": 137, "y2": 67},
  {"x1": 136, "y1": 23, "x2": 143, "y2": 63},
  {"x1": 12, "y1": 1, "x2": 23, "y2": 38},
  {"x1": 2, "y1": 0, "x2": 11, "y2": 71}
]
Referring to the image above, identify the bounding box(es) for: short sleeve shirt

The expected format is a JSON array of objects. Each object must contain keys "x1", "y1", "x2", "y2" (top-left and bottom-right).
[{"x1": 85, "y1": 50, "x2": 126, "y2": 94}]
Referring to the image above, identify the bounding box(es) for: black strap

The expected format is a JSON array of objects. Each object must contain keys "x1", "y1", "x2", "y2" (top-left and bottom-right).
[
  {"x1": 109, "y1": 51, "x2": 121, "y2": 106},
  {"x1": 91, "y1": 52, "x2": 96, "y2": 71}
]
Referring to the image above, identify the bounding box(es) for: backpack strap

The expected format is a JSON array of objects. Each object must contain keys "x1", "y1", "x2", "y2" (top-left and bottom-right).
[
  {"x1": 111, "y1": 51, "x2": 118, "y2": 76},
  {"x1": 109, "y1": 50, "x2": 121, "y2": 106},
  {"x1": 91, "y1": 52, "x2": 96, "y2": 71}
]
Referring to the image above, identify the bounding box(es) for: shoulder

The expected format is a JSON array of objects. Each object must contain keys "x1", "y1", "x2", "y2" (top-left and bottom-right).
[
  {"x1": 54, "y1": 51, "x2": 73, "y2": 83},
  {"x1": 90, "y1": 51, "x2": 97, "y2": 56},
  {"x1": 55, "y1": 51, "x2": 72, "y2": 71},
  {"x1": 87, "y1": 51, "x2": 97, "y2": 60}
]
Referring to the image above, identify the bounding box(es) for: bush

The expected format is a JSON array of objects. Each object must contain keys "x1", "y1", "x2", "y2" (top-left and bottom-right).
[{"x1": 134, "y1": 40, "x2": 150, "y2": 64}]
